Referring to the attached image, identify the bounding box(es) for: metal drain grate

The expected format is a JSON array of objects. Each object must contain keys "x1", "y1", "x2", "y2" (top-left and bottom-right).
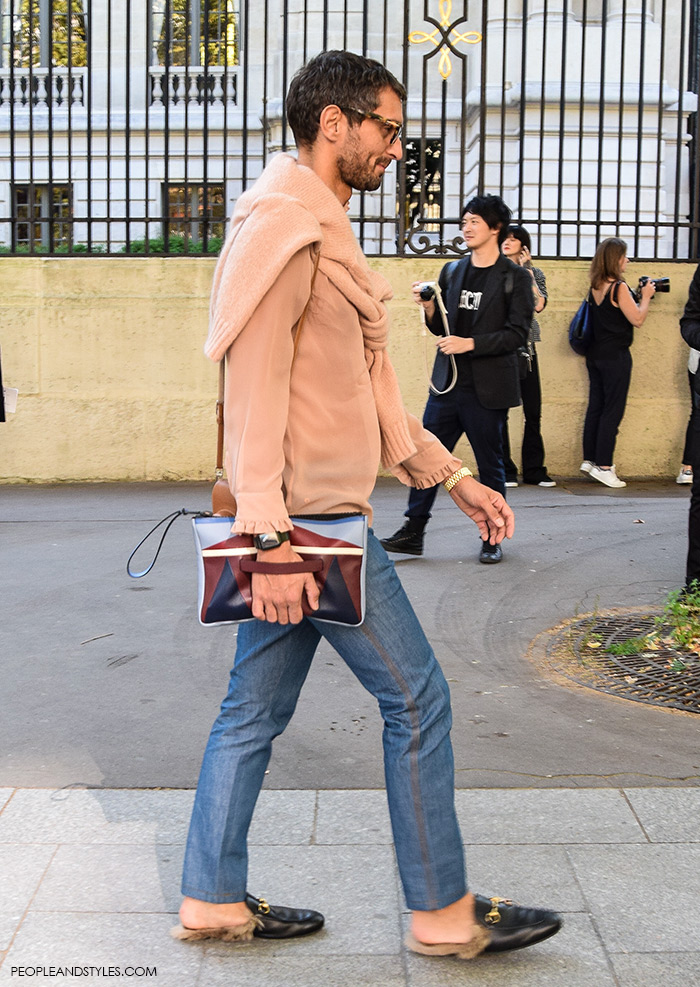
[{"x1": 547, "y1": 613, "x2": 700, "y2": 713}]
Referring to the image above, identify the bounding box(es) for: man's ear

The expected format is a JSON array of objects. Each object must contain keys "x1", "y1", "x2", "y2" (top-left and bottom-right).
[{"x1": 318, "y1": 104, "x2": 345, "y2": 143}]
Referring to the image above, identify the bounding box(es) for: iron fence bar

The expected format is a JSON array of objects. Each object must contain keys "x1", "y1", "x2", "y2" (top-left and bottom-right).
[
  {"x1": 654, "y1": 0, "x2": 667, "y2": 260},
  {"x1": 86, "y1": 0, "x2": 93, "y2": 252},
  {"x1": 689, "y1": 0, "x2": 700, "y2": 260},
  {"x1": 536, "y1": 0, "x2": 548, "y2": 235},
  {"x1": 674, "y1": 0, "x2": 689, "y2": 258},
  {"x1": 555, "y1": 0, "x2": 569, "y2": 259},
  {"x1": 575, "y1": 0, "x2": 587, "y2": 259},
  {"x1": 615, "y1": 0, "x2": 628, "y2": 242},
  {"x1": 144, "y1": 0, "x2": 150, "y2": 253},
  {"x1": 183, "y1": 0, "x2": 191, "y2": 253},
  {"x1": 162, "y1": 0, "x2": 171, "y2": 249},
  {"x1": 67, "y1": 0, "x2": 72, "y2": 251},
  {"x1": 260, "y1": 0, "x2": 268, "y2": 172},
  {"x1": 202, "y1": 0, "x2": 210, "y2": 251},
  {"x1": 477, "y1": 0, "x2": 486, "y2": 195},
  {"x1": 8, "y1": 0, "x2": 16, "y2": 250},
  {"x1": 125, "y1": 0, "x2": 131, "y2": 250},
  {"x1": 595, "y1": 0, "x2": 608, "y2": 247},
  {"x1": 106, "y1": 0, "x2": 112, "y2": 252},
  {"x1": 458, "y1": 32, "x2": 466, "y2": 221},
  {"x1": 281, "y1": 0, "x2": 288, "y2": 152},
  {"x1": 47, "y1": 0, "x2": 55, "y2": 252},
  {"x1": 396, "y1": 0, "x2": 410, "y2": 256},
  {"x1": 633, "y1": 0, "x2": 648, "y2": 258},
  {"x1": 28, "y1": 0, "x2": 35, "y2": 253},
  {"x1": 497, "y1": 0, "x2": 507, "y2": 197},
  {"x1": 517, "y1": 0, "x2": 527, "y2": 221}
]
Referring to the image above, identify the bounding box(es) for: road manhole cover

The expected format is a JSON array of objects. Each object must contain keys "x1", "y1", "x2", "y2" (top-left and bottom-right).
[{"x1": 545, "y1": 611, "x2": 700, "y2": 713}]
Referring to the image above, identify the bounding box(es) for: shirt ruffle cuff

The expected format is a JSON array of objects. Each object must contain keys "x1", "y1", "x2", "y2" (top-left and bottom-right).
[
  {"x1": 230, "y1": 493, "x2": 294, "y2": 534},
  {"x1": 390, "y1": 454, "x2": 462, "y2": 490}
]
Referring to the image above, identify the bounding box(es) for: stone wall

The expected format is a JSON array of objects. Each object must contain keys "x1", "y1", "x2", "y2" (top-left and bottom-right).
[{"x1": 0, "y1": 256, "x2": 694, "y2": 482}]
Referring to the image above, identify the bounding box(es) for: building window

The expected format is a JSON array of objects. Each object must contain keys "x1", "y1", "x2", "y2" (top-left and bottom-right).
[
  {"x1": 0, "y1": 0, "x2": 87, "y2": 69},
  {"x1": 404, "y1": 138, "x2": 443, "y2": 232},
  {"x1": 151, "y1": 0, "x2": 238, "y2": 67},
  {"x1": 13, "y1": 184, "x2": 72, "y2": 250},
  {"x1": 163, "y1": 183, "x2": 225, "y2": 244}
]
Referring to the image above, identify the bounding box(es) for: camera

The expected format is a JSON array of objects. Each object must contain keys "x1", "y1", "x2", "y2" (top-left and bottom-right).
[
  {"x1": 419, "y1": 281, "x2": 436, "y2": 301},
  {"x1": 637, "y1": 276, "x2": 670, "y2": 299}
]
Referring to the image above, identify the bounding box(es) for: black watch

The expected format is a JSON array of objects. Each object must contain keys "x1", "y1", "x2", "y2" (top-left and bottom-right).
[{"x1": 254, "y1": 530, "x2": 291, "y2": 551}]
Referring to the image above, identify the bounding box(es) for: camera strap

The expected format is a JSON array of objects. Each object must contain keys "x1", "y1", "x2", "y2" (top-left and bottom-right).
[{"x1": 423, "y1": 274, "x2": 458, "y2": 396}]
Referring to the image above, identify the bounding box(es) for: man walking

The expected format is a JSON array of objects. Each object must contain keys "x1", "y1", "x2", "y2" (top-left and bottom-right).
[
  {"x1": 381, "y1": 195, "x2": 533, "y2": 563},
  {"x1": 173, "y1": 51, "x2": 560, "y2": 960}
]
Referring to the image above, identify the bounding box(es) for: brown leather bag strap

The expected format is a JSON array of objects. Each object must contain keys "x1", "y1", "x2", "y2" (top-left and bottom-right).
[
  {"x1": 215, "y1": 246, "x2": 320, "y2": 477},
  {"x1": 215, "y1": 359, "x2": 226, "y2": 479}
]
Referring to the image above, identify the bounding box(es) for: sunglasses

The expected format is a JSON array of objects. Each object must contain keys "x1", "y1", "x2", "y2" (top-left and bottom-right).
[{"x1": 340, "y1": 106, "x2": 403, "y2": 145}]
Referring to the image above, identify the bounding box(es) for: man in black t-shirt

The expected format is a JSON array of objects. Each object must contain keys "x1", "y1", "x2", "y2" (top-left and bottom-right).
[{"x1": 381, "y1": 195, "x2": 533, "y2": 564}]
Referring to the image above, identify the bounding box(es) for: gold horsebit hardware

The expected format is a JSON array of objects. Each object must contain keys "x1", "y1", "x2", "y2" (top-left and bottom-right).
[
  {"x1": 484, "y1": 896, "x2": 513, "y2": 924},
  {"x1": 255, "y1": 897, "x2": 271, "y2": 915}
]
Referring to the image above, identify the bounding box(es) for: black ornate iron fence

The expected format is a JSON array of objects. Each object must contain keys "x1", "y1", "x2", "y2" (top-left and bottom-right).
[{"x1": 0, "y1": 0, "x2": 699, "y2": 259}]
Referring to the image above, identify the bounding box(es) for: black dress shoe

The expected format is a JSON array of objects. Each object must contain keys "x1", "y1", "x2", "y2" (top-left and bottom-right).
[
  {"x1": 380, "y1": 520, "x2": 425, "y2": 556},
  {"x1": 245, "y1": 893, "x2": 325, "y2": 939},
  {"x1": 479, "y1": 541, "x2": 502, "y2": 564},
  {"x1": 474, "y1": 894, "x2": 562, "y2": 952}
]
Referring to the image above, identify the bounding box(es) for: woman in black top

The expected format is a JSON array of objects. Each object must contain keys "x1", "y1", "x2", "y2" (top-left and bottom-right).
[{"x1": 581, "y1": 238, "x2": 655, "y2": 487}]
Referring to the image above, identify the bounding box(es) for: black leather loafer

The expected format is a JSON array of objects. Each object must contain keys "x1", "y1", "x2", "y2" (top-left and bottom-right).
[
  {"x1": 245, "y1": 893, "x2": 325, "y2": 939},
  {"x1": 479, "y1": 541, "x2": 503, "y2": 564},
  {"x1": 474, "y1": 894, "x2": 562, "y2": 952}
]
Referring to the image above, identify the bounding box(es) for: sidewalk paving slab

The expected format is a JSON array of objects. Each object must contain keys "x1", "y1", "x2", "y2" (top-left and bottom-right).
[{"x1": 0, "y1": 786, "x2": 699, "y2": 986}]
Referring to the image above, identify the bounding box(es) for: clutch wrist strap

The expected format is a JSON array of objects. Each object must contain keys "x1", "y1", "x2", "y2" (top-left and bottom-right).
[{"x1": 443, "y1": 466, "x2": 473, "y2": 492}]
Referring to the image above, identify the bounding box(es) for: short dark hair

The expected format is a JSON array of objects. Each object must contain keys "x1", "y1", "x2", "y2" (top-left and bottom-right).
[
  {"x1": 286, "y1": 50, "x2": 406, "y2": 150},
  {"x1": 461, "y1": 195, "x2": 512, "y2": 244},
  {"x1": 506, "y1": 224, "x2": 532, "y2": 253}
]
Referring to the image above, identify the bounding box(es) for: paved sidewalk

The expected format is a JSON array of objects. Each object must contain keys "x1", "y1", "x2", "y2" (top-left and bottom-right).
[
  {"x1": 1, "y1": 479, "x2": 699, "y2": 985},
  {"x1": 1, "y1": 785, "x2": 699, "y2": 987}
]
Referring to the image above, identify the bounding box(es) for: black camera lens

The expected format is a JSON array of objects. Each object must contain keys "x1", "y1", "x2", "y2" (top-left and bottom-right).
[
  {"x1": 652, "y1": 277, "x2": 670, "y2": 293},
  {"x1": 419, "y1": 283, "x2": 435, "y2": 301}
]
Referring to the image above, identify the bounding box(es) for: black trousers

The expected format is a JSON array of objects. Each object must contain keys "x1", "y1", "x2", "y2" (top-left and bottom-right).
[
  {"x1": 503, "y1": 346, "x2": 547, "y2": 483},
  {"x1": 686, "y1": 400, "x2": 700, "y2": 586},
  {"x1": 582, "y1": 349, "x2": 632, "y2": 466},
  {"x1": 682, "y1": 370, "x2": 695, "y2": 465}
]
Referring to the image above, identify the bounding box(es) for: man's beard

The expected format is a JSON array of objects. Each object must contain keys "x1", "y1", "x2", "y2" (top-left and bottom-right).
[{"x1": 337, "y1": 145, "x2": 387, "y2": 192}]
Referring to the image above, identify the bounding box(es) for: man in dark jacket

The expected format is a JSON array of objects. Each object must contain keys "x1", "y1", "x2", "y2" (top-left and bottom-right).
[
  {"x1": 680, "y1": 263, "x2": 700, "y2": 586},
  {"x1": 381, "y1": 194, "x2": 533, "y2": 563}
]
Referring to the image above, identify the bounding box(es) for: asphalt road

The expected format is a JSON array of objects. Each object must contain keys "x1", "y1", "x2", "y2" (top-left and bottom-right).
[{"x1": 2, "y1": 478, "x2": 698, "y2": 790}]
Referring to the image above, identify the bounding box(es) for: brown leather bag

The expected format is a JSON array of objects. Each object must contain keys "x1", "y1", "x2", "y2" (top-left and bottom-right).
[{"x1": 211, "y1": 249, "x2": 320, "y2": 517}]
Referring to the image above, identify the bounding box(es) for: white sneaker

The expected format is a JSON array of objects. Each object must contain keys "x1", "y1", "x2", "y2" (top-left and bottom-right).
[
  {"x1": 505, "y1": 480, "x2": 519, "y2": 488},
  {"x1": 580, "y1": 460, "x2": 593, "y2": 474},
  {"x1": 589, "y1": 465, "x2": 626, "y2": 488},
  {"x1": 676, "y1": 468, "x2": 693, "y2": 485}
]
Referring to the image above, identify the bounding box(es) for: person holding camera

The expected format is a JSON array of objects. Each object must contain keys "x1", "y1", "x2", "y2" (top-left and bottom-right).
[
  {"x1": 580, "y1": 237, "x2": 656, "y2": 488},
  {"x1": 380, "y1": 195, "x2": 533, "y2": 563},
  {"x1": 500, "y1": 225, "x2": 555, "y2": 487}
]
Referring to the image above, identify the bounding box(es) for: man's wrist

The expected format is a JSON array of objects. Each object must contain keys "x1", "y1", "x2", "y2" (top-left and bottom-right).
[{"x1": 443, "y1": 466, "x2": 473, "y2": 492}]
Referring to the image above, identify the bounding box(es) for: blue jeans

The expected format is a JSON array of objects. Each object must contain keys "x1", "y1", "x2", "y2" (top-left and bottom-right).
[
  {"x1": 407, "y1": 386, "x2": 507, "y2": 519},
  {"x1": 181, "y1": 532, "x2": 467, "y2": 911}
]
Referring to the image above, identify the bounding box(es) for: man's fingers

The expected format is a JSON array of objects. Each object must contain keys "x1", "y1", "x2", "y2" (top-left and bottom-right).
[{"x1": 304, "y1": 573, "x2": 321, "y2": 610}]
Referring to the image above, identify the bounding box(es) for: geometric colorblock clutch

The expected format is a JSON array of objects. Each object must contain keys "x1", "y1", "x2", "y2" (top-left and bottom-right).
[{"x1": 193, "y1": 513, "x2": 368, "y2": 627}]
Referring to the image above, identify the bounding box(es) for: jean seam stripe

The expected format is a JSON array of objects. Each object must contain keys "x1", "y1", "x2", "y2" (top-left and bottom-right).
[{"x1": 361, "y1": 622, "x2": 438, "y2": 908}]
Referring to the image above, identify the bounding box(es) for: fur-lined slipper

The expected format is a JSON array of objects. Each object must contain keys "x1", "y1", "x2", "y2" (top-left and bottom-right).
[
  {"x1": 404, "y1": 924, "x2": 491, "y2": 960},
  {"x1": 170, "y1": 915, "x2": 262, "y2": 942}
]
